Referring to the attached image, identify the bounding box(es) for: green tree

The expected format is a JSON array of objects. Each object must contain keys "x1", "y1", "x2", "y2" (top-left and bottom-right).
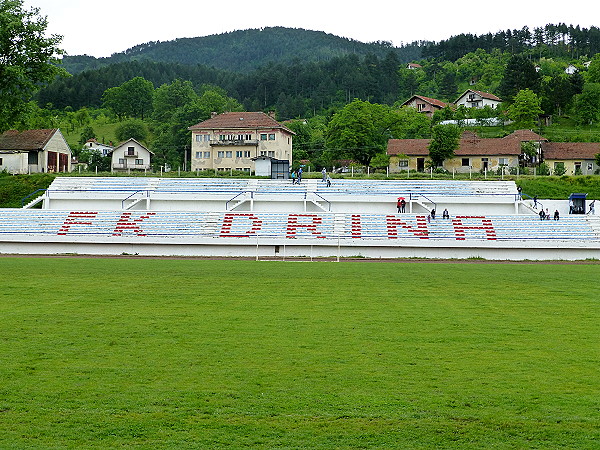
[
  {"x1": 78, "y1": 126, "x2": 96, "y2": 146},
  {"x1": 573, "y1": 83, "x2": 600, "y2": 125},
  {"x1": 507, "y1": 89, "x2": 543, "y2": 128},
  {"x1": 0, "y1": 0, "x2": 65, "y2": 131},
  {"x1": 115, "y1": 119, "x2": 148, "y2": 143},
  {"x1": 102, "y1": 77, "x2": 154, "y2": 120},
  {"x1": 428, "y1": 123, "x2": 460, "y2": 167},
  {"x1": 325, "y1": 100, "x2": 393, "y2": 166},
  {"x1": 152, "y1": 79, "x2": 197, "y2": 123},
  {"x1": 498, "y1": 54, "x2": 541, "y2": 101},
  {"x1": 586, "y1": 53, "x2": 600, "y2": 83}
]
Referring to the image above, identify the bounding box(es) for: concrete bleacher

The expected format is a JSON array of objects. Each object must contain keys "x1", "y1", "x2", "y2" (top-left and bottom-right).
[
  {"x1": 9, "y1": 176, "x2": 599, "y2": 260},
  {"x1": 1, "y1": 209, "x2": 597, "y2": 241},
  {"x1": 33, "y1": 177, "x2": 523, "y2": 214}
]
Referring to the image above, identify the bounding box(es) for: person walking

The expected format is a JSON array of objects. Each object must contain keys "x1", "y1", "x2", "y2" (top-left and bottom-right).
[
  {"x1": 589, "y1": 200, "x2": 595, "y2": 215},
  {"x1": 291, "y1": 170, "x2": 297, "y2": 185},
  {"x1": 326, "y1": 174, "x2": 331, "y2": 187},
  {"x1": 321, "y1": 167, "x2": 327, "y2": 182},
  {"x1": 297, "y1": 167, "x2": 303, "y2": 184}
]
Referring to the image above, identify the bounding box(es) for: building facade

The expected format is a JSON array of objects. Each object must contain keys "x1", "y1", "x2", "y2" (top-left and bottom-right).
[
  {"x1": 109, "y1": 138, "x2": 153, "y2": 172},
  {"x1": 542, "y1": 142, "x2": 600, "y2": 175},
  {"x1": 0, "y1": 128, "x2": 71, "y2": 174},
  {"x1": 454, "y1": 89, "x2": 502, "y2": 109},
  {"x1": 188, "y1": 112, "x2": 294, "y2": 173}
]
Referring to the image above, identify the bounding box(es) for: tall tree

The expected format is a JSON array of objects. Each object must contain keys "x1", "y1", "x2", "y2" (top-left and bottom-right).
[
  {"x1": 0, "y1": 0, "x2": 65, "y2": 131},
  {"x1": 102, "y1": 77, "x2": 154, "y2": 120},
  {"x1": 498, "y1": 54, "x2": 541, "y2": 101},
  {"x1": 507, "y1": 89, "x2": 543, "y2": 128},
  {"x1": 428, "y1": 124, "x2": 460, "y2": 167},
  {"x1": 325, "y1": 99, "x2": 393, "y2": 166}
]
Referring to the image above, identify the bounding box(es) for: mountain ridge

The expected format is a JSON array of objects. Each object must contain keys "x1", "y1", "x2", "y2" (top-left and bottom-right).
[{"x1": 61, "y1": 27, "x2": 424, "y2": 74}]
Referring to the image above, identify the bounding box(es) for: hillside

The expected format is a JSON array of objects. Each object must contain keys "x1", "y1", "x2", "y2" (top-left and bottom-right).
[{"x1": 61, "y1": 27, "x2": 424, "y2": 75}]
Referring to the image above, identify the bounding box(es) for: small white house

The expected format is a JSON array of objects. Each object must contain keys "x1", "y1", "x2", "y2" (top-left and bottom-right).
[
  {"x1": 454, "y1": 89, "x2": 502, "y2": 109},
  {"x1": 84, "y1": 138, "x2": 114, "y2": 157},
  {"x1": 108, "y1": 138, "x2": 153, "y2": 172}
]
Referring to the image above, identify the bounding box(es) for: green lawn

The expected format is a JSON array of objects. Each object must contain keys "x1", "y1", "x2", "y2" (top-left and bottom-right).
[{"x1": 1, "y1": 258, "x2": 599, "y2": 448}]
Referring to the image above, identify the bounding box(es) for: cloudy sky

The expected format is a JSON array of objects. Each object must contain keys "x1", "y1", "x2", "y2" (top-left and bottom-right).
[{"x1": 24, "y1": 0, "x2": 597, "y2": 58}]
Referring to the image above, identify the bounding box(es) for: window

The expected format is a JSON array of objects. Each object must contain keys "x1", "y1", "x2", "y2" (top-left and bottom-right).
[
  {"x1": 462, "y1": 158, "x2": 470, "y2": 167},
  {"x1": 499, "y1": 157, "x2": 508, "y2": 165},
  {"x1": 204, "y1": 152, "x2": 210, "y2": 158},
  {"x1": 260, "y1": 134, "x2": 267, "y2": 140},
  {"x1": 217, "y1": 151, "x2": 225, "y2": 158},
  {"x1": 244, "y1": 151, "x2": 251, "y2": 157},
  {"x1": 118, "y1": 158, "x2": 125, "y2": 164},
  {"x1": 135, "y1": 159, "x2": 143, "y2": 165},
  {"x1": 245, "y1": 134, "x2": 252, "y2": 140},
  {"x1": 225, "y1": 151, "x2": 232, "y2": 158},
  {"x1": 481, "y1": 157, "x2": 489, "y2": 170},
  {"x1": 399, "y1": 160, "x2": 409, "y2": 168},
  {"x1": 260, "y1": 151, "x2": 267, "y2": 156},
  {"x1": 268, "y1": 151, "x2": 275, "y2": 157},
  {"x1": 268, "y1": 134, "x2": 275, "y2": 140},
  {"x1": 236, "y1": 151, "x2": 243, "y2": 158},
  {"x1": 195, "y1": 135, "x2": 202, "y2": 142},
  {"x1": 0, "y1": 158, "x2": 3, "y2": 165},
  {"x1": 195, "y1": 152, "x2": 202, "y2": 158},
  {"x1": 127, "y1": 147, "x2": 135, "y2": 156}
]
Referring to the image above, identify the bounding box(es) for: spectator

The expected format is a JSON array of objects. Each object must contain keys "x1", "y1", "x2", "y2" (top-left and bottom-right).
[
  {"x1": 442, "y1": 208, "x2": 449, "y2": 219},
  {"x1": 554, "y1": 210, "x2": 560, "y2": 220},
  {"x1": 431, "y1": 209, "x2": 436, "y2": 220},
  {"x1": 326, "y1": 174, "x2": 331, "y2": 188},
  {"x1": 539, "y1": 209, "x2": 545, "y2": 220},
  {"x1": 297, "y1": 167, "x2": 303, "y2": 184},
  {"x1": 589, "y1": 200, "x2": 595, "y2": 215},
  {"x1": 321, "y1": 167, "x2": 327, "y2": 182}
]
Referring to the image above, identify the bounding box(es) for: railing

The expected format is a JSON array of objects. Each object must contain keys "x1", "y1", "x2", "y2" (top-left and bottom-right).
[
  {"x1": 21, "y1": 189, "x2": 47, "y2": 208},
  {"x1": 309, "y1": 192, "x2": 331, "y2": 211},
  {"x1": 121, "y1": 190, "x2": 149, "y2": 210},
  {"x1": 226, "y1": 191, "x2": 252, "y2": 210},
  {"x1": 210, "y1": 140, "x2": 259, "y2": 146}
]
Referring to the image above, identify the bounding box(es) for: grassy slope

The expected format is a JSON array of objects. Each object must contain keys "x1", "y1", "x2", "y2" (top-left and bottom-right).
[{"x1": 0, "y1": 258, "x2": 599, "y2": 448}]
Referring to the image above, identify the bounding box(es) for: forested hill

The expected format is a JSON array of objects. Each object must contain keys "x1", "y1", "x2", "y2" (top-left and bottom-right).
[{"x1": 61, "y1": 27, "x2": 425, "y2": 75}]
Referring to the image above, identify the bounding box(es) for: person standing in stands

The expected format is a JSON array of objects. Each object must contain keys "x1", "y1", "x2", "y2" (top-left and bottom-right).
[
  {"x1": 326, "y1": 174, "x2": 331, "y2": 187},
  {"x1": 291, "y1": 170, "x2": 297, "y2": 185},
  {"x1": 297, "y1": 167, "x2": 303, "y2": 184},
  {"x1": 431, "y1": 209, "x2": 436, "y2": 220},
  {"x1": 554, "y1": 210, "x2": 560, "y2": 220},
  {"x1": 322, "y1": 167, "x2": 327, "y2": 182},
  {"x1": 442, "y1": 208, "x2": 449, "y2": 219},
  {"x1": 539, "y1": 209, "x2": 545, "y2": 220}
]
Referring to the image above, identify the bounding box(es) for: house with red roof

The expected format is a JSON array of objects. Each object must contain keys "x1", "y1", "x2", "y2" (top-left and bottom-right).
[
  {"x1": 387, "y1": 130, "x2": 544, "y2": 173},
  {"x1": 542, "y1": 142, "x2": 600, "y2": 175},
  {"x1": 0, "y1": 128, "x2": 71, "y2": 174},
  {"x1": 188, "y1": 112, "x2": 294, "y2": 173},
  {"x1": 401, "y1": 95, "x2": 447, "y2": 118},
  {"x1": 454, "y1": 89, "x2": 502, "y2": 109}
]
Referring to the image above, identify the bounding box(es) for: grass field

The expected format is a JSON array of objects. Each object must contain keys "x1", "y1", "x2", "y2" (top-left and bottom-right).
[{"x1": 1, "y1": 257, "x2": 599, "y2": 448}]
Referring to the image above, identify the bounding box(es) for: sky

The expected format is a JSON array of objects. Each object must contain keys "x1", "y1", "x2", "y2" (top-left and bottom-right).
[{"x1": 23, "y1": 0, "x2": 598, "y2": 58}]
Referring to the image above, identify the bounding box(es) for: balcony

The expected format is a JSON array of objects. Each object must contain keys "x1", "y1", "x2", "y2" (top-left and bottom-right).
[
  {"x1": 113, "y1": 163, "x2": 151, "y2": 170},
  {"x1": 210, "y1": 139, "x2": 259, "y2": 147},
  {"x1": 124, "y1": 151, "x2": 138, "y2": 157}
]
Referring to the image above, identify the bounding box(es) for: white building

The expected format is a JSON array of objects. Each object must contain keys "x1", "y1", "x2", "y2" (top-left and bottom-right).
[
  {"x1": 454, "y1": 89, "x2": 502, "y2": 109},
  {"x1": 84, "y1": 138, "x2": 114, "y2": 157},
  {"x1": 108, "y1": 138, "x2": 153, "y2": 172}
]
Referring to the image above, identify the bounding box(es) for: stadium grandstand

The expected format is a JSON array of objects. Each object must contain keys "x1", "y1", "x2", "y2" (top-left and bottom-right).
[{"x1": 3, "y1": 177, "x2": 599, "y2": 260}]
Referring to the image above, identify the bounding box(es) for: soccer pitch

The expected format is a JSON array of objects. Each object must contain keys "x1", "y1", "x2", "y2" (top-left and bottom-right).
[{"x1": 1, "y1": 257, "x2": 599, "y2": 448}]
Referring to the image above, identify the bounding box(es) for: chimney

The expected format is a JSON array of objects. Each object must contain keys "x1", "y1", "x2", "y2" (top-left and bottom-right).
[
  {"x1": 268, "y1": 111, "x2": 276, "y2": 119},
  {"x1": 211, "y1": 111, "x2": 218, "y2": 118}
]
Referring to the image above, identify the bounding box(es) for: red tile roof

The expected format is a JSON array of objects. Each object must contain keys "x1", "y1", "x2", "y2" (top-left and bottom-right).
[
  {"x1": 188, "y1": 112, "x2": 294, "y2": 134},
  {"x1": 503, "y1": 130, "x2": 547, "y2": 142},
  {"x1": 0, "y1": 129, "x2": 58, "y2": 151},
  {"x1": 388, "y1": 134, "x2": 522, "y2": 157},
  {"x1": 542, "y1": 142, "x2": 600, "y2": 160},
  {"x1": 456, "y1": 89, "x2": 502, "y2": 103},
  {"x1": 402, "y1": 95, "x2": 447, "y2": 108}
]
